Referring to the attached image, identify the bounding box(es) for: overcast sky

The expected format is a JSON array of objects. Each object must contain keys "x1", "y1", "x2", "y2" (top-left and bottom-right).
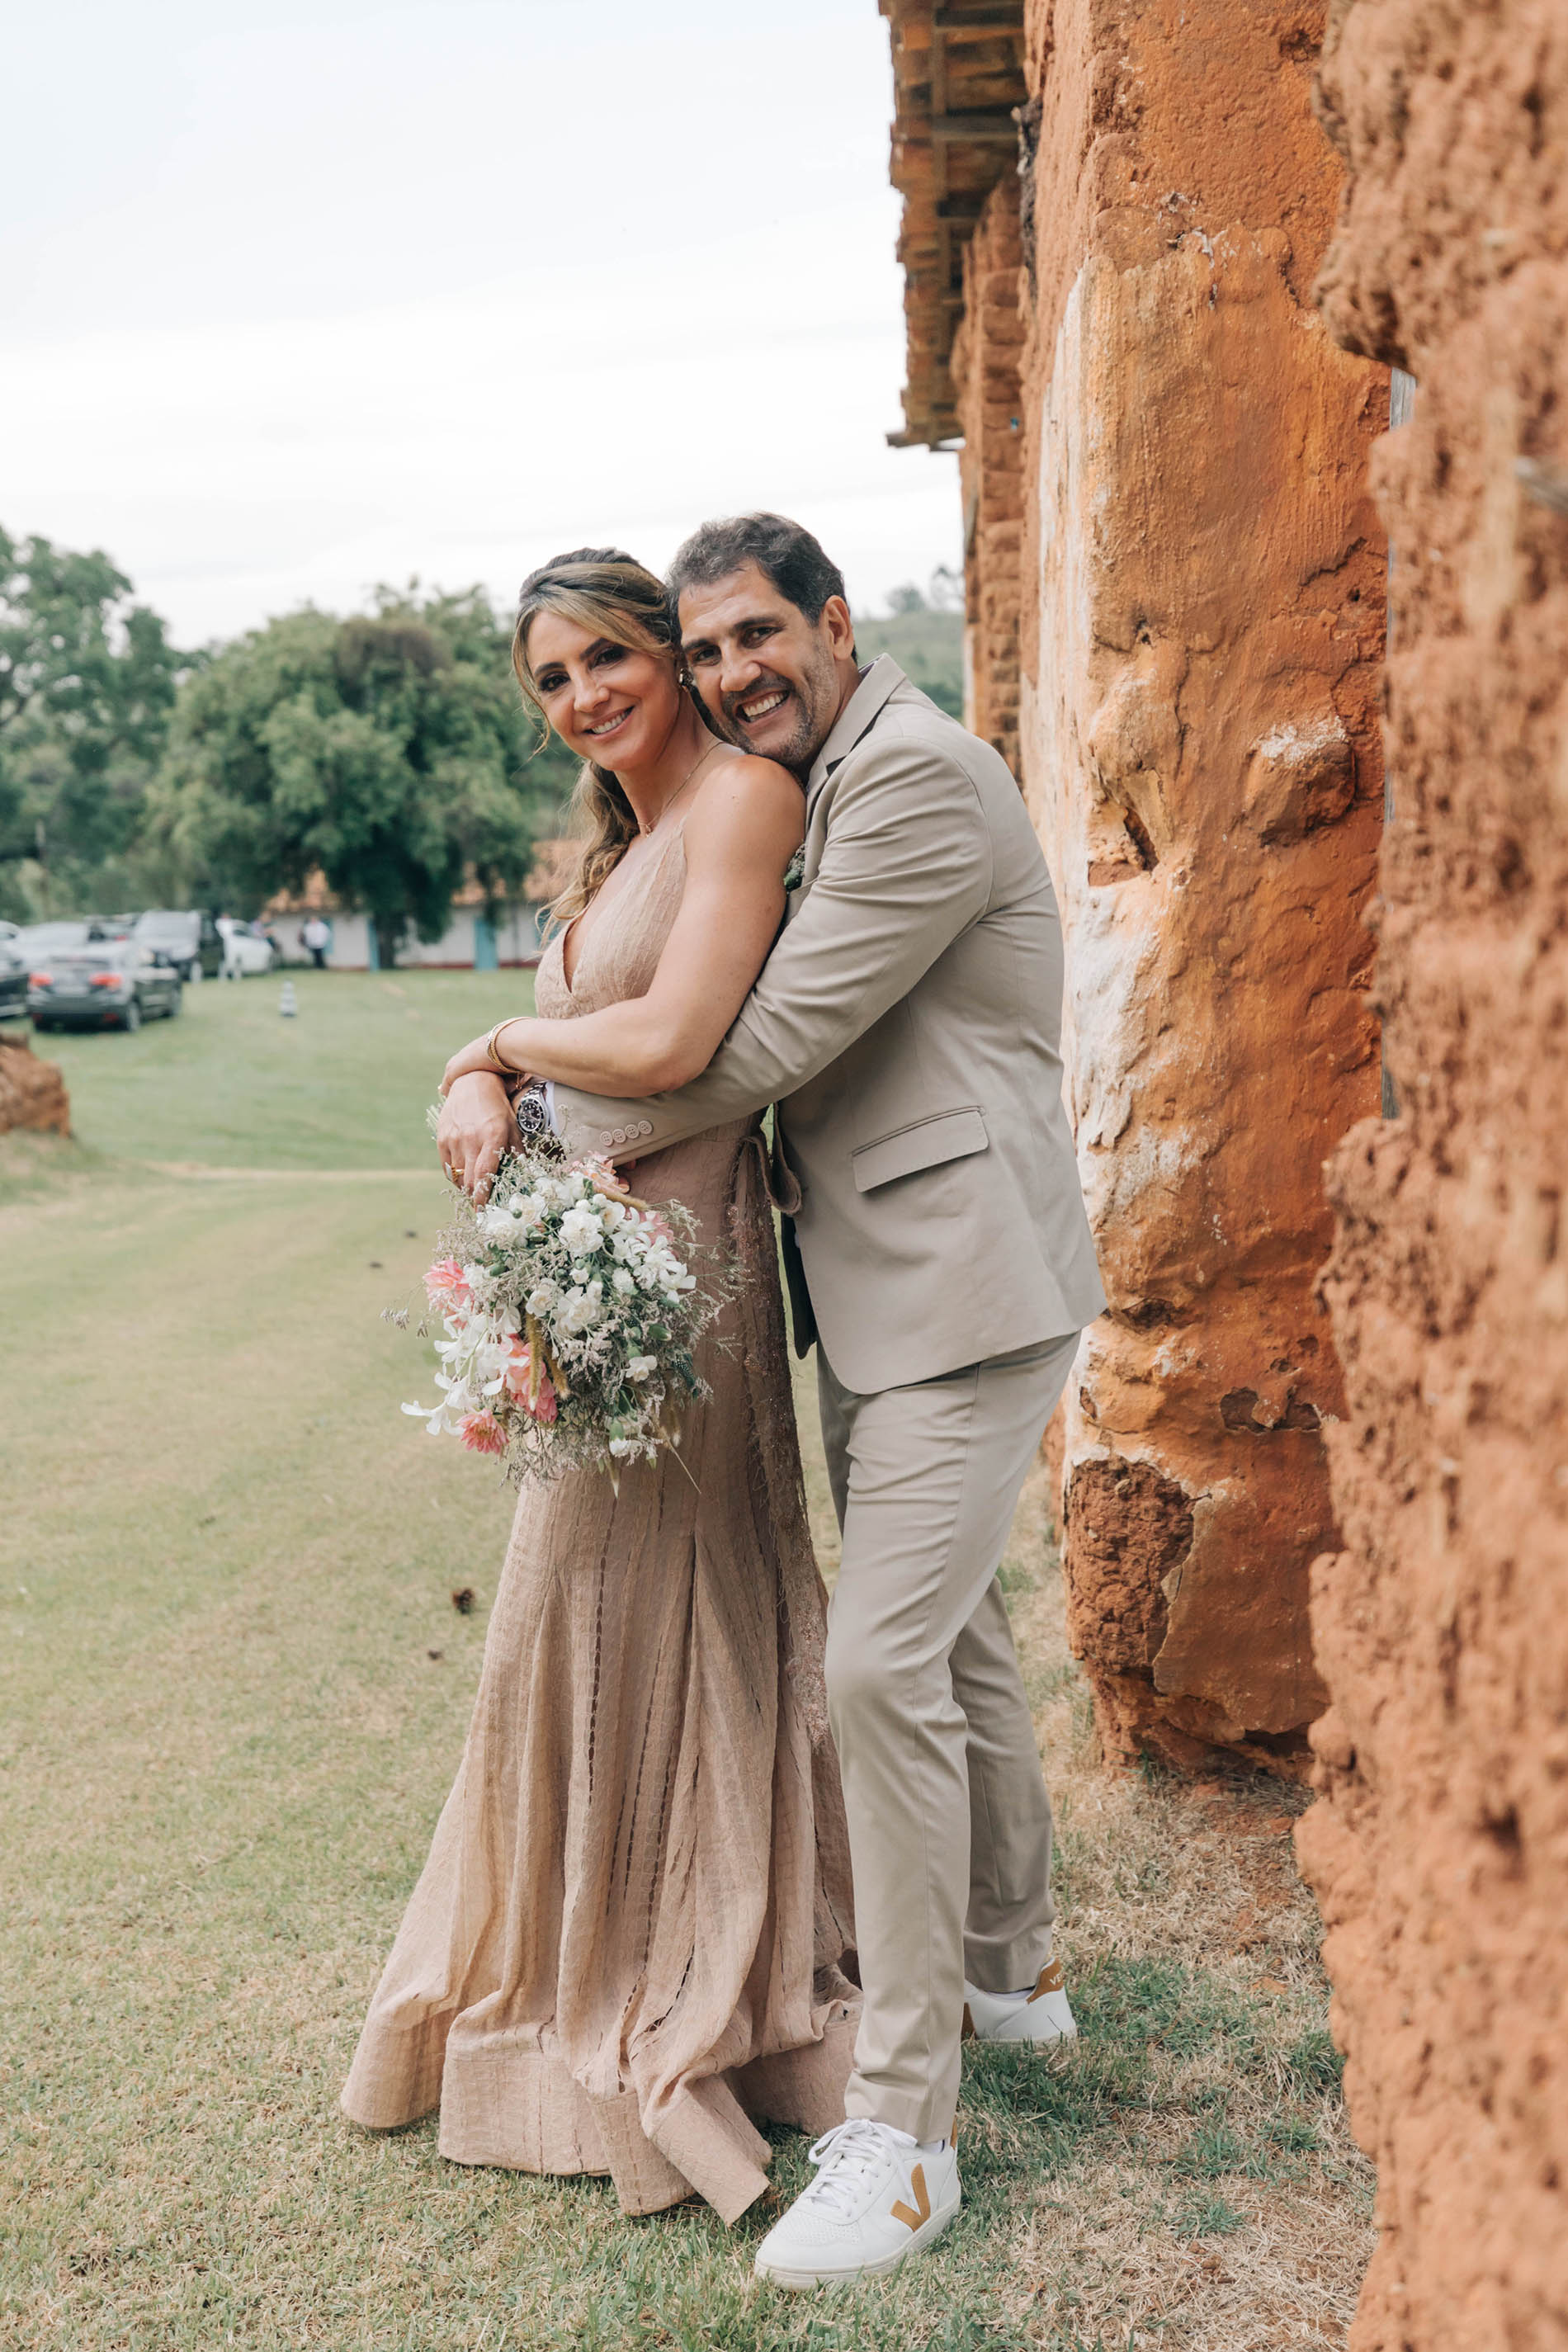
[{"x1": 3, "y1": 0, "x2": 961, "y2": 649}]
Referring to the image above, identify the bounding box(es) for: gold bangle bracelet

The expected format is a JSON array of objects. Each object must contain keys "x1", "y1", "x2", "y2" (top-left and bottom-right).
[{"x1": 484, "y1": 1018, "x2": 517, "y2": 1070}]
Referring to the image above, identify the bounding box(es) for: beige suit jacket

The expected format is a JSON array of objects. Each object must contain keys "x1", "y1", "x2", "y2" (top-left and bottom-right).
[{"x1": 553, "y1": 656, "x2": 1105, "y2": 1394}]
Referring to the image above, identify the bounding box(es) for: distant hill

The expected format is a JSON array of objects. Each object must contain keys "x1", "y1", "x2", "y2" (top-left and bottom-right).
[{"x1": 853, "y1": 607, "x2": 964, "y2": 720}]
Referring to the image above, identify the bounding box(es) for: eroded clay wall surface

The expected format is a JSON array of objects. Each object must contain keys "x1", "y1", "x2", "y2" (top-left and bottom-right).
[
  {"x1": 1014, "y1": 0, "x2": 1388, "y2": 1767},
  {"x1": 952, "y1": 179, "x2": 1024, "y2": 770},
  {"x1": 1295, "y1": 3, "x2": 1568, "y2": 2343},
  {"x1": 0, "y1": 1037, "x2": 69, "y2": 1136}
]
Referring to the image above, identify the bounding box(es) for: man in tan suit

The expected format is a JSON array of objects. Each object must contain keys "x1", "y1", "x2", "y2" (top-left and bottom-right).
[{"x1": 445, "y1": 516, "x2": 1103, "y2": 2284}]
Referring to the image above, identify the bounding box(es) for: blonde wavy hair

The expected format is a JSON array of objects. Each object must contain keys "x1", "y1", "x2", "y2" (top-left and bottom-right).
[{"x1": 512, "y1": 546, "x2": 699, "y2": 927}]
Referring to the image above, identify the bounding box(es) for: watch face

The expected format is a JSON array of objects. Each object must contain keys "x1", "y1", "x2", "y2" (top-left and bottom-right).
[{"x1": 513, "y1": 1083, "x2": 552, "y2": 1144}]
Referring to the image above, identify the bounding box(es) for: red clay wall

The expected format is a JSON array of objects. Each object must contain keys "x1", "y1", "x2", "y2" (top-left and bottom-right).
[
  {"x1": 1011, "y1": 0, "x2": 1388, "y2": 1769},
  {"x1": 0, "y1": 1036, "x2": 69, "y2": 1136},
  {"x1": 1294, "y1": 2, "x2": 1568, "y2": 2343},
  {"x1": 952, "y1": 177, "x2": 1025, "y2": 771}
]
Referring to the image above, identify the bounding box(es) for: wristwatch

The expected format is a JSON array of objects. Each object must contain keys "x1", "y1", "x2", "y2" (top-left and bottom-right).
[{"x1": 511, "y1": 1077, "x2": 554, "y2": 1147}]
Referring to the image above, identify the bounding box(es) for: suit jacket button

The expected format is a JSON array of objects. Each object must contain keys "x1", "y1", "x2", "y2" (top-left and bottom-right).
[
  {"x1": 612, "y1": 1127, "x2": 626, "y2": 1145},
  {"x1": 639, "y1": 1120, "x2": 653, "y2": 1136},
  {"x1": 600, "y1": 1131, "x2": 613, "y2": 1146}
]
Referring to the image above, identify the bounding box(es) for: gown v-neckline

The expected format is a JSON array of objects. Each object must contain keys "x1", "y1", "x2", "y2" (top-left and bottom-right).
[{"x1": 558, "y1": 820, "x2": 687, "y2": 999}]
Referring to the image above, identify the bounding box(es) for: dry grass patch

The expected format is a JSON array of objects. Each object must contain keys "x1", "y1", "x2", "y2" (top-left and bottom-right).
[{"x1": 984, "y1": 1469, "x2": 1375, "y2": 2348}]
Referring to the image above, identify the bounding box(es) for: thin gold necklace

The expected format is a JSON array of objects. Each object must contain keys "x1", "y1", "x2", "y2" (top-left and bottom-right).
[{"x1": 636, "y1": 736, "x2": 721, "y2": 842}]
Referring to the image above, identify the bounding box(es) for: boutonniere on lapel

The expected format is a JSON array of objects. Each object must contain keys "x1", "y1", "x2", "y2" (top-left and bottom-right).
[{"x1": 782, "y1": 848, "x2": 805, "y2": 894}]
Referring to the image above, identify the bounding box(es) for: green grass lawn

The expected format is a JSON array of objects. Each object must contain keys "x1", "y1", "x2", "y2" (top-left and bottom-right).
[
  {"x1": 17, "y1": 967, "x2": 536, "y2": 1171},
  {"x1": 0, "y1": 977, "x2": 1372, "y2": 2349}
]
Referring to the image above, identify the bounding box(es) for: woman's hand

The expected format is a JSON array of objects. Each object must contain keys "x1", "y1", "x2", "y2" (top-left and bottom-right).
[{"x1": 437, "y1": 1071, "x2": 516, "y2": 1202}]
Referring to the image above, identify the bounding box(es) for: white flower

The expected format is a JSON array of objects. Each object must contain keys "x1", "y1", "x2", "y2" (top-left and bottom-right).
[
  {"x1": 559, "y1": 1281, "x2": 604, "y2": 1335},
  {"x1": 611, "y1": 1267, "x2": 636, "y2": 1296},
  {"x1": 403, "y1": 1397, "x2": 457, "y2": 1435},
  {"x1": 626, "y1": 1354, "x2": 658, "y2": 1381},
  {"x1": 560, "y1": 1205, "x2": 604, "y2": 1259},
  {"x1": 526, "y1": 1281, "x2": 560, "y2": 1315}
]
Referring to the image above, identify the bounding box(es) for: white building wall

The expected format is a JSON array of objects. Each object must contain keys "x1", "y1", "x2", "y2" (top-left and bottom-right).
[{"x1": 267, "y1": 906, "x2": 541, "y2": 970}]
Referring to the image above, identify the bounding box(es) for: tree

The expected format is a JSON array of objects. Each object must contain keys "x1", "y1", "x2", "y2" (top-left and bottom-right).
[
  {"x1": 927, "y1": 564, "x2": 964, "y2": 613},
  {"x1": 153, "y1": 586, "x2": 574, "y2": 965},
  {"x1": 0, "y1": 527, "x2": 186, "y2": 917}
]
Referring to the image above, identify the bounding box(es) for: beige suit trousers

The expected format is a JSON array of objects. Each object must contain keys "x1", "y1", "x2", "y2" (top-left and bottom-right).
[{"x1": 818, "y1": 1329, "x2": 1079, "y2": 2143}]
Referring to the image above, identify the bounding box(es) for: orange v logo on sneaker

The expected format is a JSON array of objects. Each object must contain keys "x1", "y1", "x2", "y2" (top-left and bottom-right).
[{"x1": 890, "y1": 2163, "x2": 931, "y2": 2233}]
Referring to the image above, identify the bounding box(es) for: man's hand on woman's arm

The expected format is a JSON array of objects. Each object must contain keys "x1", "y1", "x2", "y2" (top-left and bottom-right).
[{"x1": 437, "y1": 1070, "x2": 515, "y2": 1202}]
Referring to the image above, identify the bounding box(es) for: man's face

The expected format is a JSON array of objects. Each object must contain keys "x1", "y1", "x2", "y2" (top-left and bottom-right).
[{"x1": 678, "y1": 561, "x2": 856, "y2": 774}]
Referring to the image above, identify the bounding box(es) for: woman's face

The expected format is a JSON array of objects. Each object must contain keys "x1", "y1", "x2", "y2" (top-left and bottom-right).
[{"x1": 525, "y1": 611, "x2": 679, "y2": 771}]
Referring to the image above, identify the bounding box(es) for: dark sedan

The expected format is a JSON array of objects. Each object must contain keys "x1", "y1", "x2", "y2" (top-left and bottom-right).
[{"x1": 27, "y1": 939, "x2": 182, "y2": 1033}]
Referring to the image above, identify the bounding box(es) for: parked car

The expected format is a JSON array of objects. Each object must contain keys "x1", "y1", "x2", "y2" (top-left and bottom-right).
[
  {"x1": 134, "y1": 909, "x2": 223, "y2": 982},
  {"x1": 17, "y1": 921, "x2": 92, "y2": 957},
  {"x1": 28, "y1": 939, "x2": 182, "y2": 1032},
  {"x1": 0, "y1": 939, "x2": 27, "y2": 1020},
  {"x1": 217, "y1": 916, "x2": 275, "y2": 977}
]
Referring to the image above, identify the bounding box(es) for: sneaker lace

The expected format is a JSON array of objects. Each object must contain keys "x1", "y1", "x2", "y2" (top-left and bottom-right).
[{"x1": 801, "y1": 2118, "x2": 917, "y2": 2222}]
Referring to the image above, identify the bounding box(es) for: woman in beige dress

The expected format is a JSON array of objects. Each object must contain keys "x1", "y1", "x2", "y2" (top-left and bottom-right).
[{"x1": 341, "y1": 550, "x2": 857, "y2": 2224}]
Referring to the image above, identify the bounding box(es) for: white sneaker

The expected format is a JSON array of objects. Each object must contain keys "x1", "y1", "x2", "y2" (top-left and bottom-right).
[
  {"x1": 753, "y1": 2118, "x2": 961, "y2": 2288},
  {"x1": 962, "y1": 1957, "x2": 1079, "y2": 2047}
]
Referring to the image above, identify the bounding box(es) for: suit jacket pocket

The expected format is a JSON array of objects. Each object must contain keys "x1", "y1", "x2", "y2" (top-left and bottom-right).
[{"x1": 850, "y1": 1106, "x2": 989, "y2": 1193}]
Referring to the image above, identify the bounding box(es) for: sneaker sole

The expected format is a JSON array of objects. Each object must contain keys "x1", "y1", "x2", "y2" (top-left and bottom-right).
[
  {"x1": 963, "y1": 1999, "x2": 1080, "y2": 2050},
  {"x1": 983, "y1": 2019, "x2": 1079, "y2": 2049},
  {"x1": 753, "y1": 2194, "x2": 961, "y2": 2289}
]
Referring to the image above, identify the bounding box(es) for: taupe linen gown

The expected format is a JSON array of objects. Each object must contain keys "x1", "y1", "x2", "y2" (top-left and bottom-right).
[{"x1": 341, "y1": 828, "x2": 858, "y2": 2222}]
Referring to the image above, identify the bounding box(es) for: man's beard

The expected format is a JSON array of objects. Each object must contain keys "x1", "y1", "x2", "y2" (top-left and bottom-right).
[{"x1": 719, "y1": 645, "x2": 839, "y2": 774}]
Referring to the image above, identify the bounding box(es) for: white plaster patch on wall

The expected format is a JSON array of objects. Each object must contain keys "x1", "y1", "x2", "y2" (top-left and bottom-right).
[
  {"x1": 1083, "y1": 1119, "x2": 1206, "y2": 1232},
  {"x1": 1030, "y1": 264, "x2": 1125, "y2": 1184}
]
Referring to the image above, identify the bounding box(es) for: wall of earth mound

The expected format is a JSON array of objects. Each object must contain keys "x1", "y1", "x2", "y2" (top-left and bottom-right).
[
  {"x1": 1294, "y1": 2, "x2": 1568, "y2": 2345},
  {"x1": 1016, "y1": 0, "x2": 1388, "y2": 1770},
  {"x1": 0, "y1": 1035, "x2": 70, "y2": 1136},
  {"x1": 883, "y1": 0, "x2": 1391, "y2": 1772},
  {"x1": 951, "y1": 178, "x2": 1025, "y2": 772}
]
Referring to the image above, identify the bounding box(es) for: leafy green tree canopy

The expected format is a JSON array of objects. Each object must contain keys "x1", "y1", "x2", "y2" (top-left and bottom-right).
[
  {"x1": 0, "y1": 527, "x2": 185, "y2": 909},
  {"x1": 154, "y1": 586, "x2": 575, "y2": 963}
]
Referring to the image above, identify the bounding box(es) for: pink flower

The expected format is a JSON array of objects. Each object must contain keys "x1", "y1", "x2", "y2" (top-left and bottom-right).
[
  {"x1": 457, "y1": 1411, "x2": 507, "y2": 1455},
  {"x1": 501, "y1": 1340, "x2": 557, "y2": 1422},
  {"x1": 425, "y1": 1257, "x2": 473, "y2": 1310}
]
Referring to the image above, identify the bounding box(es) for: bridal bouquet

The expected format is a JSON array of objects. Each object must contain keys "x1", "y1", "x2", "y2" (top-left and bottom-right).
[{"x1": 396, "y1": 1148, "x2": 729, "y2": 1485}]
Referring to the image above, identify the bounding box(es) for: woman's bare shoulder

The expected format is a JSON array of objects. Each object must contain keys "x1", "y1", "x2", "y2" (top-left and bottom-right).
[{"x1": 685, "y1": 749, "x2": 804, "y2": 854}]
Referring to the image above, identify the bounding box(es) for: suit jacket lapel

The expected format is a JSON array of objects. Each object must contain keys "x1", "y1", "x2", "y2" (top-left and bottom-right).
[{"x1": 805, "y1": 654, "x2": 907, "y2": 824}]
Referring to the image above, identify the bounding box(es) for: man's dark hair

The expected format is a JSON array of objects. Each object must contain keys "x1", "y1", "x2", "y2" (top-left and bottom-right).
[{"x1": 667, "y1": 512, "x2": 848, "y2": 626}]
